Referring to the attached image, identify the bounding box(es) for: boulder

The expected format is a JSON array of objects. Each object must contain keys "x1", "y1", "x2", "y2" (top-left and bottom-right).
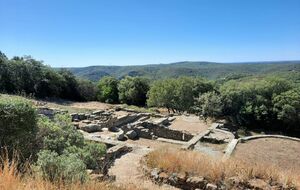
[
  {"x1": 92, "y1": 110, "x2": 104, "y2": 115},
  {"x1": 151, "y1": 168, "x2": 161, "y2": 180},
  {"x1": 78, "y1": 113, "x2": 86, "y2": 120},
  {"x1": 81, "y1": 124, "x2": 100, "y2": 133},
  {"x1": 153, "y1": 117, "x2": 169, "y2": 125},
  {"x1": 186, "y1": 176, "x2": 207, "y2": 189},
  {"x1": 70, "y1": 113, "x2": 78, "y2": 121},
  {"x1": 117, "y1": 133, "x2": 127, "y2": 141},
  {"x1": 126, "y1": 130, "x2": 138, "y2": 139},
  {"x1": 206, "y1": 183, "x2": 218, "y2": 190},
  {"x1": 109, "y1": 126, "x2": 119, "y2": 132}
]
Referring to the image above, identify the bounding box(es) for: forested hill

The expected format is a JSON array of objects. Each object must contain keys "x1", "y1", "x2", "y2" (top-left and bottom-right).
[{"x1": 65, "y1": 61, "x2": 300, "y2": 81}]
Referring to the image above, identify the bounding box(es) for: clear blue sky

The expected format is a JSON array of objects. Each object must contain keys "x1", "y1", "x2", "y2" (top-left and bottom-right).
[{"x1": 0, "y1": 0, "x2": 300, "y2": 67}]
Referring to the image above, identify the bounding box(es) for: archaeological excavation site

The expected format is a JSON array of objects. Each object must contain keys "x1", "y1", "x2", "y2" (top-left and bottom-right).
[{"x1": 37, "y1": 103, "x2": 300, "y2": 190}]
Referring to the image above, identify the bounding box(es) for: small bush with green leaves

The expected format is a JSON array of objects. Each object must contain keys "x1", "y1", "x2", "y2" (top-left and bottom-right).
[
  {"x1": 35, "y1": 150, "x2": 88, "y2": 183},
  {"x1": 35, "y1": 114, "x2": 106, "y2": 182},
  {"x1": 64, "y1": 142, "x2": 106, "y2": 169},
  {"x1": 37, "y1": 114, "x2": 85, "y2": 155},
  {"x1": 0, "y1": 96, "x2": 37, "y2": 159}
]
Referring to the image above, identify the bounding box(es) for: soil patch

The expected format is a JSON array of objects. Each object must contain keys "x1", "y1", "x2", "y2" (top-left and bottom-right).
[
  {"x1": 232, "y1": 138, "x2": 300, "y2": 173},
  {"x1": 169, "y1": 115, "x2": 210, "y2": 134}
]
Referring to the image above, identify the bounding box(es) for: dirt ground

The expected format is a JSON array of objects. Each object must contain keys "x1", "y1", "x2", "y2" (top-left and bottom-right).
[
  {"x1": 169, "y1": 115, "x2": 211, "y2": 134},
  {"x1": 232, "y1": 138, "x2": 300, "y2": 173}
]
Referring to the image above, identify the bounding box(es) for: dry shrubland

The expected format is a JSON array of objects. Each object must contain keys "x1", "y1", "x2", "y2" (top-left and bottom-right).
[
  {"x1": 145, "y1": 147, "x2": 300, "y2": 188},
  {"x1": 0, "y1": 156, "x2": 139, "y2": 190}
]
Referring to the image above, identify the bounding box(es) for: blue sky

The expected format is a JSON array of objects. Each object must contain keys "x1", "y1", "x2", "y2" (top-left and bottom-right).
[{"x1": 0, "y1": 0, "x2": 300, "y2": 67}]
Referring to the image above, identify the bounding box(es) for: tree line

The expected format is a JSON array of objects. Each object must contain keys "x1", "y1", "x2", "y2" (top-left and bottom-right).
[
  {"x1": 98, "y1": 74, "x2": 300, "y2": 132},
  {"x1": 0, "y1": 51, "x2": 97, "y2": 101},
  {"x1": 1, "y1": 51, "x2": 299, "y2": 132}
]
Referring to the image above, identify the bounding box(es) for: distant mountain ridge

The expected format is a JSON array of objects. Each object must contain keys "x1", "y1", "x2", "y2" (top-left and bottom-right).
[{"x1": 64, "y1": 61, "x2": 300, "y2": 81}]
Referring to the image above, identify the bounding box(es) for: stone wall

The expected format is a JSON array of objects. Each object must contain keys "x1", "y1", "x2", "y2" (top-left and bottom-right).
[{"x1": 132, "y1": 121, "x2": 194, "y2": 142}]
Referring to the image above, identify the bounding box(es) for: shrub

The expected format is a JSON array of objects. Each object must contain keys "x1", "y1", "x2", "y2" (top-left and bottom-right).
[
  {"x1": 77, "y1": 79, "x2": 97, "y2": 101},
  {"x1": 273, "y1": 88, "x2": 300, "y2": 130},
  {"x1": 64, "y1": 142, "x2": 106, "y2": 169},
  {"x1": 97, "y1": 76, "x2": 119, "y2": 103},
  {"x1": 37, "y1": 114, "x2": 84, "y2": 155},
  {"x1": 118, "y1": 76, "x2": 149, "y2": 106},
  {"x1": 196, "y1": 91, "x2": 223, "y2": 120},
  {"x1": 35, "y1": 150, "x2": 88, "y2": 183},
  {"x1": 0, "y1": 97, "x2": 37, "y2": 159}
]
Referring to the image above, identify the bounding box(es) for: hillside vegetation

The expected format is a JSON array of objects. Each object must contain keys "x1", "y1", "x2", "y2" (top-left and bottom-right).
[{"x1": 66, "y1": 61, "x2": 300, "y2": 81}]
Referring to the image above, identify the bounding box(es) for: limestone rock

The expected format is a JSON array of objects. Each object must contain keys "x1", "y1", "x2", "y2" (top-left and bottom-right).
[
  {"x1": 78, "y1": 113, "x2": 86, "y2": 120},
  {"x1": 70, "y1": 113, "x2": 78, "y2": 121},
  {"x1": 206, "y1": 183, "x2": 218, "y2": 190},
  {"x1": 126, "y1": 130, "x2": 138, "y2": 139},
  {"x1": 151, "y1": 168, "x2": 161, "y2": 180},
  {"x1": 117, "y1": 133, "x2": 127, "y2": 141},
  {"x1": 81, "y1": 124, "x2": 100, "y2": 133},
  {"x1": 92, "y1": 110, "x2": 104, "y2": 115},
  {"x1": 186, "y1": 176, "x2": 207, "y2": 188}
]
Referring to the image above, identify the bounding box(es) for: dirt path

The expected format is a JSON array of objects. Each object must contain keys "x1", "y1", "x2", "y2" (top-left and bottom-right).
[{"x1": 108, "y1": 145, "x2": 178, "y2": 190}]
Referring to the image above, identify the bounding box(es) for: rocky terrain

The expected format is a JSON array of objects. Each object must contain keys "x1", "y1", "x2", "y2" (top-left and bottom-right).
[{"x1": 36, "y1": 104, "x2": 300, "y2": 190}]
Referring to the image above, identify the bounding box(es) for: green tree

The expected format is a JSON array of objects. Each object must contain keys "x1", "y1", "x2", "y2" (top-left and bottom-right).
[
  {"x1": 118, "y1": 76, "x2": 149, "y2": 106},
  {"x1": 273, "y1": 88, "x2": 300, "y2": 129},
  {"x1": 77, "y1": 79, "x2": 97, "y2": 101},
  {"x1": 220, "y1": 77, "x2": 293, "y2": 127},
  {"x1": 196, "y1": 91, "x2": 223, "y2": 120},
  {"x1": 147, "y1": 79, "x2": 177, "y2": 112},
  {"x1": 97, "y1": 76, "x2": 119, "y2": 103},
  {"x1": 147, "y1": 77, "x2": 214, "y2": 112}
]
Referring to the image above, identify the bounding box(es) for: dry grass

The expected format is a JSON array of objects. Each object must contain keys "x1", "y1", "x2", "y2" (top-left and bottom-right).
[
  {"x1": 146, "y1": 148, "x2": 300, "y2": 188},
  {"x1": 0, "y1": 156, "x2": 140, "y2": 190}
]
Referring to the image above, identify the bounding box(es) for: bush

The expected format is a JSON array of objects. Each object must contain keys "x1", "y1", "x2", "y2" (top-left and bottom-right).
[
  {"x1": 118, "y1": 76, "x2": 149, "y2": 106},
  {"x1": 273, "y1": 88, "x2": 300, "y2": 130},
  {"x1": 76, "y1": 79, "x2": 97, "y2": 101},
  {"x1": 35, "y1": 150, "x2": 88, "y2": 183},
  {"x1": 37, "y1": 114, "x2": 84, "y2": 155},
  {"x1": 196, "y1": 91, "x2": 223, "y2": 120},
  {"x1": 97, "y1": 76, "x2": 119, "y2": 103},
  {"x1": 35, "y1": 115, "x2": 107, "y2": 183},
  {"x1": 64, "y1": 142, "x2": 106, "y2": 169},
  {"x1": 0, "y1": 97, "x2": 37, "y2": 159}
]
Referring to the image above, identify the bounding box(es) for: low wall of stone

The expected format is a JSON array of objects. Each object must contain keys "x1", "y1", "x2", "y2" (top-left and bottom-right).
[
  {"x1": 181, "y1": 123, "x2": 221, "y2": 150},
  {"x1": 136, "y1": 122, "x2": 194, "y2": 142}
]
